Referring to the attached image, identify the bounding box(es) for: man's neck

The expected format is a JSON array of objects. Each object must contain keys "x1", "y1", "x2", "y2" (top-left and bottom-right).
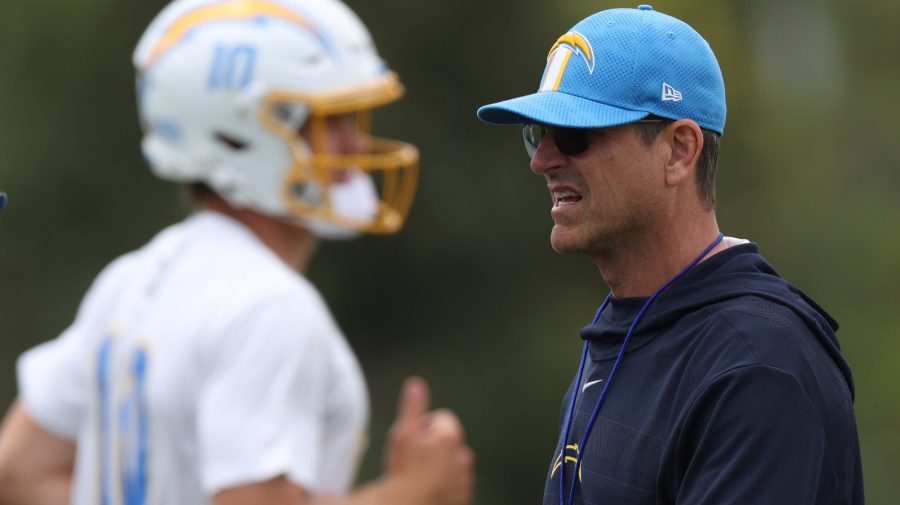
[
  {"x1": 592, "y1": 215, "x2": 725, "y2": 298},
  {"x1": 200, "y1": 198, "x2": 319, "y2": 274}
]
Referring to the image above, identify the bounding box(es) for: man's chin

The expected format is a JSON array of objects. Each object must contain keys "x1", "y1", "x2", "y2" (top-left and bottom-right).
[{"x1": 550, "y1": 229, "x2": 584, "y2": 255}]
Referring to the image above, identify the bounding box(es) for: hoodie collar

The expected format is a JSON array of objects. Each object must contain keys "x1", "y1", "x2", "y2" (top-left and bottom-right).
[{"x1": 580, "y1": 242, "x2": 838, "y2": 348}]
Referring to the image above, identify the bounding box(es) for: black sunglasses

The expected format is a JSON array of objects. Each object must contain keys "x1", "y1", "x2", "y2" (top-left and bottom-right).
[{"x1": 521, "y1": 120, "x2": 665, "y2": 158}]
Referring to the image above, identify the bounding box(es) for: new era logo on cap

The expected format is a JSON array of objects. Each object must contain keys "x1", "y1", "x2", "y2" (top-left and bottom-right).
[{"x1": 662, "y1": 83, "x2": 682, "y2": 102}]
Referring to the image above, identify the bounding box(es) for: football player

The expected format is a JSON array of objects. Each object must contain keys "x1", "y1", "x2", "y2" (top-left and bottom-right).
[{"x1": 0, "y1": 1, "x2": 474, "y2": 504}]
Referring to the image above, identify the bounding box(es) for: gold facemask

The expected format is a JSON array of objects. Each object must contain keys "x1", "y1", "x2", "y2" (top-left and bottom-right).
[{"x1": 260, "y1": 72, "x2": 419, "y2": 234}]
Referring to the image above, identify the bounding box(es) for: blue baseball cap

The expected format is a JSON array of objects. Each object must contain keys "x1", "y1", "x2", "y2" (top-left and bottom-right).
[
  {"x1": 477, "y1": 5, "x2": 726, "y2": 135},
  {"x1": 0, "y1": 193, "x2": 6, "y2": 212}
]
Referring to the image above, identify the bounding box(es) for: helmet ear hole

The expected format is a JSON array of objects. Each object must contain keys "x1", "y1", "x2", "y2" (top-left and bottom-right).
[
  {"x1": 270, "y1": 102, "x2": 309, "y2": 131},
  {"x1": 214, "y1": 132, "x2": 249, "y2": 151}
]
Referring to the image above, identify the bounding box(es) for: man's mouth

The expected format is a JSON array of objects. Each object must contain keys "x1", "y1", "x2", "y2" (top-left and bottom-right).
[{"x1": 553, "y1": 190, "x2": 582, "y2": 207}]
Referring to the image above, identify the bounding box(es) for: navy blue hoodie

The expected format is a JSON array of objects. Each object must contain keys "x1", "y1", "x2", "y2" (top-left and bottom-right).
[{"x1": 543, "y1": 243, "x2": 864, "y2": 505}]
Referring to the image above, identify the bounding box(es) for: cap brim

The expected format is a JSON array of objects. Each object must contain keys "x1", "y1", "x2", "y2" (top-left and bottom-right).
[{"x1": 477, "y1": 92, "x2": 649, "y2": 128}]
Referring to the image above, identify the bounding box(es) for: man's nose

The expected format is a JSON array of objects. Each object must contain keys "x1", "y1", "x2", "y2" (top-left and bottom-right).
[{"x1": 530, "y1": 132, "x2": 566, "y2": 174}]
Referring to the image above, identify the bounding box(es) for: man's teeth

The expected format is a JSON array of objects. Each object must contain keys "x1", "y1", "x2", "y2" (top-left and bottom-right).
[{"x1": 553, "y1": 190, "x2": 580, "y2": 207}]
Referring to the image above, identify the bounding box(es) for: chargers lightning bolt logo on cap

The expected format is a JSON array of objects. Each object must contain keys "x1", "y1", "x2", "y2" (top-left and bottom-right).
[{"x1": 540, "y1": 31, "x2": 595, "y2": 92}]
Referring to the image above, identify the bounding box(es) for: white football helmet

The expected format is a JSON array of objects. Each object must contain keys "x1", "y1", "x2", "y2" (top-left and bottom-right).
[{"x1": 134, "y1": 0, "x2": 418, "y2": 237}]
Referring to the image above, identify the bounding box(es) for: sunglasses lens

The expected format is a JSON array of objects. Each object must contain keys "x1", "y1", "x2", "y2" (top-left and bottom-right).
[
  {"x1": 552, "y1": 127, "x2": 589, "y2": 156},
  {"x1": 522, "y1": 124, "x2": 590, "y2": 158},
  {"x1": 522, "y1": 124, "x2": 544, "y2": 158}
]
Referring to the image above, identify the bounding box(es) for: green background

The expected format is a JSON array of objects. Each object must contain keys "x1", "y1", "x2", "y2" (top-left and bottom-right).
[{"x1": 1, "y1": 0, "x2": 898, "y2": 503}]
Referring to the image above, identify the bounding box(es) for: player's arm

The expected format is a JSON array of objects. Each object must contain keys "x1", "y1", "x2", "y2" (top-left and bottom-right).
[
  {"x1": 0, "y1": 400, "x2": 76, "y2": 505},
  {"x1": 212, "y1": 377, "x2": 475, "y2": 505}
]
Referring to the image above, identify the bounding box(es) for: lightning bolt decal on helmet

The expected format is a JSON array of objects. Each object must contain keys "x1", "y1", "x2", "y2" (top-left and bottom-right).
[{"x1": 134, "y1": 0, "x2": 418, "y2": 237}]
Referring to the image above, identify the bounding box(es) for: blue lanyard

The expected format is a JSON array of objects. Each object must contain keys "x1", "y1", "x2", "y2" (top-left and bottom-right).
[{"x1": 559, "y1": 233, "x2": 724, "y2": 505}]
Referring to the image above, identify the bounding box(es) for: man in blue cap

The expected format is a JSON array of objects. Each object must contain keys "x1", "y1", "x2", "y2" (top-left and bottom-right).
[{"x1": 478, "y1": 5, "x2": 862, "y2": 505}]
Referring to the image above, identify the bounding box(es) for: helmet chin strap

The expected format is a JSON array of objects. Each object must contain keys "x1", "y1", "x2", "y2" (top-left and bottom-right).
[{"x1": 303, "y1": 169, "x2": 379, "y2": 240}]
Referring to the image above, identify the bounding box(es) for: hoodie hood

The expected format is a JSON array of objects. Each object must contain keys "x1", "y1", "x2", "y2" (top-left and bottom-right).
[{"x1": 579, "y1": 242, "x2": 852, "y2": 396}]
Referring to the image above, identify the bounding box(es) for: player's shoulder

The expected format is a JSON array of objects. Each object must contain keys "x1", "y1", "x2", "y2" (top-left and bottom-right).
[
  {"x1": 81, "y1": 214, "x2": 203, "y2": 296},
  {"x1": 175, "y1": 212, "x2": 334, "y2": 318},
  {"x1": 84, "y1": 211, "x2": 326, "y2": 318},
  {"x1": 164, "y1": 211, "x2": 321, "y2": 296}
]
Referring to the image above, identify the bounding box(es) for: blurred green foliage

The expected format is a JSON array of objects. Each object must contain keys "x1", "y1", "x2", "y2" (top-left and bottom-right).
[{"x1": 1, "y1": 0, "x2": 899, "y2": 503}]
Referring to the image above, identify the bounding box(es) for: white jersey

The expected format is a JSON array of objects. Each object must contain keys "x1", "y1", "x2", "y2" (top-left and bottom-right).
[{"x1": 17, "y1": 211, "x2": 369, "y2": 504}]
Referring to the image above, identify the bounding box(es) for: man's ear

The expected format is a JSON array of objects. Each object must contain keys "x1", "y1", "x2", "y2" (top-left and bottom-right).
[{"x1": 662, "y1": 119, "x2": 704, "y2": 187}]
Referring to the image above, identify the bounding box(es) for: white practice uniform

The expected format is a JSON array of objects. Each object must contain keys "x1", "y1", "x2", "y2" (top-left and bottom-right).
[{"x1": 17, "y1": 211, "x2": 369, "y2": 504}]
